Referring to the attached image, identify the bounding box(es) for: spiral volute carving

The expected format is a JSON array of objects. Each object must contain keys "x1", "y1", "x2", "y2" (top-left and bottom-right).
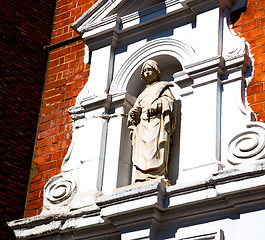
[
  {"x1": 45, "y1": 175, "x2": 77, "y2": 204},
  {"x1": 227, "y1": 123, "x2": 265, "y2": 165}
]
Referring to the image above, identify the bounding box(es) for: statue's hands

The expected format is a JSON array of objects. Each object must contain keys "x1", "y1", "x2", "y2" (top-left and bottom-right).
[
  {"x1": 147, "y1": 102, "x2": 162, "y2": 120},
  {"x1": 129, "y1": 107, "x2": 141, "y2": 124}
]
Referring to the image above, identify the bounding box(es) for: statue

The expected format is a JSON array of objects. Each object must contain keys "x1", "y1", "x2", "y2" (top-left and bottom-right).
[{"x1": 128, "y1": 60, "x2": 177, "y2": 184}]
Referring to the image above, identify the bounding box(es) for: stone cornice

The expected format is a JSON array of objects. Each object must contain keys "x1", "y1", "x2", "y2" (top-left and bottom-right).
[
  {"x1": 8, "y1": 161, "x2": 265, "y2": 239},
  {"x1": 68, "y1": 92, "x2": 135, "y2": 121},
  {"x1": 73, "y1": 0, "x2": 222, "y2": 50},
  {"x1": 174, "y1": 53, "x2": 247, "y2": 96}
]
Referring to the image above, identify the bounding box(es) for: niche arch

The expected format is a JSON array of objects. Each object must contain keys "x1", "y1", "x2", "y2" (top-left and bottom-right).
[
  {"x1": 112, "y1": 38, "x2": 193, "y2": 186},
  {"x1": 110, "y1": 37, "x2": 195, "y2": 95}
]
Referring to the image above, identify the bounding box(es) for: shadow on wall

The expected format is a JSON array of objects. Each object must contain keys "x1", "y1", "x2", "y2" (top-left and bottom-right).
[{"x1": 168, "y1": 99, "x2": 181, "y2": 185}]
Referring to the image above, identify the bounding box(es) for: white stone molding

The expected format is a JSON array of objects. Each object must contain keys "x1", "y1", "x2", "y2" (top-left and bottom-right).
[
  {"x1": 72, "y1": 0, "x2": 124, "y2": 30},
  {"x1": 175, "y1": 229, "x2": 224, "y2": 240},
  {"x1": 9, "y1": 0, "x2": 265, "y2": 239},
  {"x1": 110, "y1": 37, "x2": 195, "y2": 94},
  {"x1": 221, "y1": 9, "x2": 247, "y2": 60},
  {"x1": 8, "y1": 161, "x2": 265, "y2": 239},
  {"x1": 227, "y1": 123, "x2": 265, "y2": 165},
  {"x1": 72, "y1": 0, "x2": 222, "y2": 50},
  {"x1": 42, "y1": 174, "x2": 77, "y2": 214}
]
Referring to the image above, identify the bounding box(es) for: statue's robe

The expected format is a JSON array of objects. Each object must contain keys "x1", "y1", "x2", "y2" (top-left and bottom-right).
[{"x1": 128, "y1": 81, "x2": 177, "y2": 182}]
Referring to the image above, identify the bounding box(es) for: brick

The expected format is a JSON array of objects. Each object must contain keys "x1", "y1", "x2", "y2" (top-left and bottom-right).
[
  {"x1": 58, "y1": 139, "x2": 72, "y2": 150},
  {"x1": 34, "y1": 147, "x2": 43, "y2": 157},
  {"x1": 54, "y1": 11, "x2": 71, "y2": 23},
  {"x1": 71, "y1": 42, "x2": 85, "y2": 52},
  {"x1": 255, "y1": 53, "x2": 265, "y2": 64},
  {"x1": 49, "y1": 169, "x2": 61, "y2": 178},
  {"x1": 56, "y1": 116, "x2": 68, "y2": 126},
  {"x1": 247, "y1": 94, "x2": 256, "y2": 105},
  {"x1": 50, "y1": 48, "x2": 71, "y2": 61},
  {"x1": 256, "y1": 35, "x2": 265, "y2": 45},
  {"x1": 257, "y1": 1, "x2": 265, "y2": 9},
  {"x1": 63, "y1": 69, "x2": 74, "y2": 77},
  {"x1": 51, "y1": 150, "x2": 64, "y2": 160},
  {"x1": 43, "y1": 171, "x2": 49, "y2": 180},
  {"x1": 241, "y1": 21, "x2": 256, "y2": 33},
  {"x1": 76, "y1": 49, "x2": 85, "y2": 58},
  {"x1": 27, "y1": 191, "x2": 40, "y2": 202},
  {"x1": 256, "y1": 17, "x2": 265, "y2": 28},
  {"x1": 71, "y1": 6, "x2": 82, "y2": 16},
  {"x1": 29, "y1": 180, "x2": 48, "y2": 192},
  {"x1": 250, "y1": 102, "x2": 265, "y2": 113},
  {"x1": 241, "y1": 27, "x2": 264, "y2": 40},
  {"x1": 58, "y1": 100, "x2": 70, "y2": 109},
  {"x1": 57, "y1": 0, "x2": 73, "y2": 8},
  {"x1": 34, "y1": 156, "x2": 47, "y2": 165},
  {"x1": 38, "y1": 126, "x2": 61, "y2": 139},
  {"x1": 42, "y1": 94, "x2": 65, "y2": 107},
  {"x1": 69, "y1": 58, "x2": 84, "y2": 68},
  {"x1": 251, "y1": 45, "x2": 265, "y2": 56},
  {"x1": 257, "y1": 112, "x2": 265, "y2": 122},
  {"x1": 247, "y1": 83, "x2": 264, "y2": 95},
  {"x1": 53, "y1": 17, "x2": 75, "y2": 31},
  {"x1": 65, "y1": 52, "x2": 76, "y2": 63},
  {"x1": 43, "y1": 89, "x2": 61, "y2": 99},
  {"x1": 52, "y1": 32, "x2": 73, "y2": 44},
  {"x1": 256, "y1": 73, "x2": 265, "y2": 82},
  {"x1": 56, "y1": 158, "x2": 64, "y2": 168},
  {"x1": 46, "y1": 75, "x2": 57, "y2": 84},
  {"x1": 41, "y1": 106, "x2": 53, "y2": 115},
  {"x1": 31, "y1": 173, "x2": 43, "y2": 183},
  {"x1": 45, "y1": 79, "x2": 67, "y2": 91},
  {"x1": 48, "y1": 59, "x2": 60, "y2": 68},
  {"x1": 254, "y1": 64, "x2": 264, "y2": 75},
  {"x1": 245, "y1": 3, "x2": 257, "y2": 14},
  {"x1": 57, "y1": 2, "x2": 77, "y2": 15},
  {"x1": 47, "y1": 63, "x2": 69, "y2": 76},
  {"x1": 256, "y1": 90, "x2": 265, "y2": 102},
  {"x1": 24, "y1": 210, "x2": 38, "y2": 218},
  {"x1": 65, "y1": 88, "x2": 81, "y2": 99},
  {"x1": 53, "y1": 28, "x2": 64, "y2": 38},
  {"x1": 74, "y1": 65, "x2": 84, "y2": 74},
  {"x1": 38, "y1": 161, "x2": 57, "y2": 172},
  {"x1": 26, "y1": 199, "x2": 43, "y2": 211},
  {"x1": 42, "y1": 144, "x2": 58, "y2": 155},
  {"x1": 238, "y1": 10, "x2": 264, "y2": 25},
  {"x1": 36, "y1": 139, "x2": 48, "y2": 149}
]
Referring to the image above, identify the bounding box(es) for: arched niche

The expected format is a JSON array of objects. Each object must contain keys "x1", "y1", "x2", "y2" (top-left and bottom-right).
[
  {"x1": 110, "y1": 38, "x2": 194, "y2": 186},
  {"x1": 126, "y1": 54, "x2": 183, "y2": 97},
  {"x1": 110, "y1": 37, "x2": 195, "y2": 95}
]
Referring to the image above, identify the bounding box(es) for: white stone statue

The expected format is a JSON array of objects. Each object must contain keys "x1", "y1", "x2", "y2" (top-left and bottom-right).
[{"x1": 128, "y1": 60, "x2": 177, "y2": 184}]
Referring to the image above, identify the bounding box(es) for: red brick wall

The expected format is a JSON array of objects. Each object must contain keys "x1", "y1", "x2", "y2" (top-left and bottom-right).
[
  {"x1": 24, "y1": 0, "x2": 98, "y2": 218},
  {"x1": 0, "y1": 0, "x2": 56, "y2": 239},
  {"x1": 232, "y1": 0, "x2": 265, "y2": 121}
]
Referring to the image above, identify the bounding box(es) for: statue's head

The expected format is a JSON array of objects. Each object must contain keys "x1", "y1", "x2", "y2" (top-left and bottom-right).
[{"x1": 141, "y1": 60, "x2": 161, "y2": 83}]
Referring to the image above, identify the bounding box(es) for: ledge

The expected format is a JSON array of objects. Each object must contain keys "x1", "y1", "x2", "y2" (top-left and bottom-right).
[{"x1": 8, "y1": 161, "x2": 265, "y2": 239}]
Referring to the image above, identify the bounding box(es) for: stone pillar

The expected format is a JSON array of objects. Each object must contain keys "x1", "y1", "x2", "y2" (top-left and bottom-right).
[
  {"x1": 102, "y1": 92, "x2": 135, "y2": 194},
  {"x1": 174, "y1": 57, "x2": 223, "y2": 183}
]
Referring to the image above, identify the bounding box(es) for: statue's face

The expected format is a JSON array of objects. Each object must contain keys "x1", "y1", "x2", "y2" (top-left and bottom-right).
[{"x1": 143, "y1": 65, "x2": 158, "y2": 83}]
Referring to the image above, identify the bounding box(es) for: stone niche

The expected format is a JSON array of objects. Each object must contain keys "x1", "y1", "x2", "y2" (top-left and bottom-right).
[{"x1": 8, "y1": 0, "x2": 265, "y2": 240}]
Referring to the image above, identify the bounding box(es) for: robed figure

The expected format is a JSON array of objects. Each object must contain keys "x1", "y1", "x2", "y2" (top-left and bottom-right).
[{"x1": 128, "y1": 60, "x2": 177, "y2": 183}]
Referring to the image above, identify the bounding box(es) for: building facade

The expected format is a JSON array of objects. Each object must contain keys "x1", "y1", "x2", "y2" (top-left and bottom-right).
[{"x1": 5, "y1": 0, "x2": 265, "y2": 239}]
